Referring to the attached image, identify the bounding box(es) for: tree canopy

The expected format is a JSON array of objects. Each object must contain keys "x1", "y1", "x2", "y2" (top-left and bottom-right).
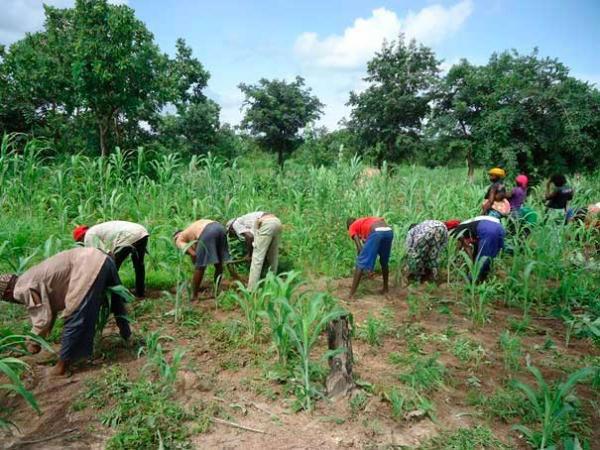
[{"x1": 239, "y1": 76, "x2": 323, "y2": 167}]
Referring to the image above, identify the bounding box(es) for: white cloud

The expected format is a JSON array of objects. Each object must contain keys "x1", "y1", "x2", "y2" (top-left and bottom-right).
[
  {"x1": 294, "y1": 1, "x2": 473, "y2": 70},
  {"x1": 0, "y1": 0, "x2": 128, "y2": 45}
]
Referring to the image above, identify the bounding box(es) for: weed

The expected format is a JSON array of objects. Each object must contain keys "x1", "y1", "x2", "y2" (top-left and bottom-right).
[
  {"x1": 395, "y1": 353, "x2": 446, "y2": 393},
  {"x1": 499, "y1": 330, "x2": 523, "y2": 372},
  {"x1": 418, "y1": 425, "x2": 510, "y2": 449},
  {"x1": 451, "y1": 336, "x2": 486, "y2": 367},
  {"x1": 349, "y1": 391, "x2": 368, "y2": 416},
  {"x1": 356, "y1": 314, "x2": 390, "y2": 347}
]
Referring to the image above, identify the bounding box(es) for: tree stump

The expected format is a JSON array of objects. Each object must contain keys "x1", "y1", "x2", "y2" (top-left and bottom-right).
[{"x1": 326, "y1": 314, "x2": 354, "y2": 398}]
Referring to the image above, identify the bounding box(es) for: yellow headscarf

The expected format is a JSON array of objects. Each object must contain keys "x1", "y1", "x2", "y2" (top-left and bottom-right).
[{"x1": 488, "y1": 167, "x2": 506, "y2": 178}]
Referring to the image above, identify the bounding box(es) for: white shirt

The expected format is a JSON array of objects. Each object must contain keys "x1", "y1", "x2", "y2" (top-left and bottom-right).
[
  {"x1": 84, "y1": 221, "x2": 149, "y2": 253},
  {"x1": 228, "y1": 212, "x2": 264, "y2": 239}
]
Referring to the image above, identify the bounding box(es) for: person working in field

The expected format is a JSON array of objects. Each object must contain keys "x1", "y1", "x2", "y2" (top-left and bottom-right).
[
  {"x1": 482, "y1": 167, "x2": 506, "y2": 214},
  {"x1": 405, "y1": 220, "x2": 457, "y2": 283},
  {"x1": 347, "y1": 217, "x2": 394, "y2": 298},
  {"x1": 451, "y1": 216, "x2": 505, "y2": 282},
  {"x1": 227, "y1": 211, "x2": 282, "y2": 290},
  {"x1": 0, "y1": 248, "x2": 131, "y2": 376},
  {"x1": 545, "y1": 174, "x2": 574, "y2": 222},
  {"x1": 484, "y1": 187, "x2": 511, "y2": 219},
  {"x1": 507, "y1": 175, "x2": 528, "y2": 218},
  {"x1": 73, "y1": 221, "x2": 149, "y2": 298},
  {"x1": 174, "y1": 219, "x2": 233, "y2": 301}
]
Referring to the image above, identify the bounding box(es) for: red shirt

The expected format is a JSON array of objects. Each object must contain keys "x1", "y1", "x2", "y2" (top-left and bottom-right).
[{"x1": 348, "y1": 217, "x2": 383, "y2": 240}]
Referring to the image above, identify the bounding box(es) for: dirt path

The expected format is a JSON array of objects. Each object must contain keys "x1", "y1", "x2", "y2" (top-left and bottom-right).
[{"x1": 2, "y1": 277, "x2": 598, "y2": 449}]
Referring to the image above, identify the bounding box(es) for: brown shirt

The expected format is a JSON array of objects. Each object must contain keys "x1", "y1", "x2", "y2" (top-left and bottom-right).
[
  {"x1": 13, "y1": 247, "x2": 108, "y2": 337},
  {"x1": 175, "y1": 219, "x2": 214, "y2": 250}
]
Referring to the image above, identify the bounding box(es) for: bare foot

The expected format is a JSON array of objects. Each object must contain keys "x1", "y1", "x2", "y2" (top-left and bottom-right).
[{"x1": 50, "y1": 360, "x2": 68, "y2": 376}]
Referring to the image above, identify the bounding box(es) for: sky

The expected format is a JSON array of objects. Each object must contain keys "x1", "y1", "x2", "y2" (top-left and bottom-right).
[{"x1": 1, "y1": 0, "x2": 599, "y2": 129}]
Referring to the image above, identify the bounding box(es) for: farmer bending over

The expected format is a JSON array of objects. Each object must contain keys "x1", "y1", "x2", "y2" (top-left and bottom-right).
[
  {"x1": 73, "y1": 221, "x2": 149, "y2": 298},
  {"x1": 347, "y1": 217, "x2": 393, "y2": 298},
  {"x1": 545, "y1": 174, "x2": 574, "y2": 223},
  {"x1": 174, "y1": 219, "x2": 234, "y2": 301},
  {"x1": 452, "y1": 216, "x2": 505, "y2": 282},
  {"x1": 227, "y1": 211, "x2": 282, "y2": 290},
  {"x1": 0, "y1": 248, "x2": 131, "y2": 376},
  {"x1": 405, "y1": 220, "x2": 457, "y2": 283}
]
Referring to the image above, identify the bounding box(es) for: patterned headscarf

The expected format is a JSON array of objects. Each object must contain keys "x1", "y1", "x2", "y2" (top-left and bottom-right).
[{"x1": 0, "y1": 274, "x2": 17, "y2": 301}]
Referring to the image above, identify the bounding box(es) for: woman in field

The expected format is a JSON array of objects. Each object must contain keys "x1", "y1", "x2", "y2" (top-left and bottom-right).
[
  {"x1": 507, "y1": 174, "x2": 528, "y2": 218},
  {"x1": 347, "y1": 217, "x2": 394, "y2": 298},
  {"x1": 482, "y1": 167, "x2": 506, "y2": 214},
  {"x1": 0, "y1": 248, "x2": 131, "y2": 375},
  {"x1": 451, "y1": 216, "x2": 506, "y2": 282},
  {"x1": 405, "y1": 220, "x2": 456, "y2": 283}
]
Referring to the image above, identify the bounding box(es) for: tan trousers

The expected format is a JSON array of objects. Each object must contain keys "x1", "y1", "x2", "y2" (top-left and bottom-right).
[{"x1": 248, "y1": 217, "x2": 282, "y2": 290}]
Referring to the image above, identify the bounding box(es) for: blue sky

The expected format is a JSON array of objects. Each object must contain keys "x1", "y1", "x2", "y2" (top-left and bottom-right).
[{"x1": 1, "y1": 0, "x2": 599, "y2": 128}]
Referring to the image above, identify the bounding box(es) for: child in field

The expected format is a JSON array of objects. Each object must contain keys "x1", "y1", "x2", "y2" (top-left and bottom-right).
[
  {"x1": 483, "y1": 188, "x2": 511, "y2": 219},
  {"x1": 347, "y1": 217, "x2": 394, "y2": 298}
]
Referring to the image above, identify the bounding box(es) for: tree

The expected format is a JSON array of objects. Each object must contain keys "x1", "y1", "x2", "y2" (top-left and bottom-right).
[
  {"x1": 238, "y1": 76, "x2": 323, "y2": 167},
  {"x1": 430, "y1": 49, "x2": 600, "y2": 176},
  {"x1": 347, "y1": 35, "x2": 440, "y2": 166},
  {"x1": 71, "y1": 0, "x2": 170, "y2": 156},
  {"x1": 157, "y1": 39, "x2": 220, "y2": 155}
]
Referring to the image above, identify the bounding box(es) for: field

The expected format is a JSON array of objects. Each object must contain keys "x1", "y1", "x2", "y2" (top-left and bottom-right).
[{"x1": 1, "y1": 138, "x2": 599, "y2": 449}]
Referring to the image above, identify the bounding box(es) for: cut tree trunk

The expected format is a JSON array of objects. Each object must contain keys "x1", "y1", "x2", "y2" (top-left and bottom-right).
[{"x1": 326, "y1": 315, "x2": 354, "y2": 398}]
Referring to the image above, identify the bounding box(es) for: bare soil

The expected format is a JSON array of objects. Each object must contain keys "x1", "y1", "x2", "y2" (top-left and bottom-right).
[{"x1": 2, "y1": 277, "x2": 599, "y2": 449}]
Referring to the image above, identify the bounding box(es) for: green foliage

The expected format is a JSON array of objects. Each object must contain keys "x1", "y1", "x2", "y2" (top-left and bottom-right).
[
  {"x1": 451, "y1": 336, "x2": 486, "y2": 367},
  {"x1": 347, "y1": 35, "x2": 440, "y2": 165},
  {"x1": 356, "y1": 314, "x2": 391, "y2": 347},
  {"x1": 418, "y1": 425, "x2": 510, "y2": 450},
  {"x1": 430, "y1": 50, "x2": 600, "y2": 175},
  {"x1": 239, "y1": 76, "x2": 323, "y2": 167},
  {"x1": 512, "y1": 364, "x2": 595, "y2": 449},
  {"x1": 0, "y1": 332, "x2": 53, "y2": 428},
  {"x1": 137, "y1": 330, "x2": 185, "y2": 387},
  {"x1": 499, "y1": 330, "x2": 523, "y2": 372}
]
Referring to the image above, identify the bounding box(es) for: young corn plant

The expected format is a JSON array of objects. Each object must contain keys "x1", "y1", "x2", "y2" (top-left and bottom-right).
[
  {"x1": 356, "y1": 314, "x2": 390, "y2": 347},
  {"x1": 137, "y1": 330, "x2": 185, "y2": 388},
  {"x1": 285, "y1": 292, "x2": 346, "y2": 411},
  {"x1": 0, "y1": 331, "x2": 53, "y2": 428},
  {"x1": 512, "y1": 364, "x2": 595, "y2": 449}
]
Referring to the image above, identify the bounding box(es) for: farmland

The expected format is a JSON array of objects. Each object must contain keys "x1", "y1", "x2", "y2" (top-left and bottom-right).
[{"x1": 1, "y1": 137, "x2": 599, "y2": 449}]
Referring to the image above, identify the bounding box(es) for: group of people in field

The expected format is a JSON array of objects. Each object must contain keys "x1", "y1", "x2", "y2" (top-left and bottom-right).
[{"x1": 0, "y1": 169, "x2": 598, "y2": 376}]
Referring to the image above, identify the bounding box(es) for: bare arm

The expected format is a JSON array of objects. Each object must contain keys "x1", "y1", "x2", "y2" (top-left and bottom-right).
[{"x1": 352, "y1": 235, "x2": 363, "y2": 254}]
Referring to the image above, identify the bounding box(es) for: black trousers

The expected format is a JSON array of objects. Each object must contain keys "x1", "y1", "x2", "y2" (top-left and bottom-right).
[
  {"x1": 60, "y1": 258, "x2": 131, "y2": 362},
  {"x1": 113, "y1": 236, "x2": 148, "y2": 297}
]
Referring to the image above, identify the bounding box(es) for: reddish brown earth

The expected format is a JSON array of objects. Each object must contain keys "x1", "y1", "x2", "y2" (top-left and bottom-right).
[{"x1": 1, "y1": 277, "x2": 599, "y2": 449}]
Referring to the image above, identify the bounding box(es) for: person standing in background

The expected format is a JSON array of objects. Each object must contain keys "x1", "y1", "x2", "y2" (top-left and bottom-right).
[
  {"x1": 74, "y1": 221, "x2": 149, "y2": 298},
  {"x1": 482, "y1": 168, "x2": 506, "y2": 214},
  {"x1": 227, "y1": 212, "x2": 282, "y2": 290},
  {"x1": 545, "y1": 174, "x2": 574, "y2": 223}
]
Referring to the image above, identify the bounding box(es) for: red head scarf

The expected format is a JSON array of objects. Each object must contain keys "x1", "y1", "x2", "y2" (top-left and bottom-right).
[
  {"x1": 73, "y1": 225, "x2": 89, "y2": 242},
  {"x1": 444, "y1": 220, "x2": 461, "y2": 230}
]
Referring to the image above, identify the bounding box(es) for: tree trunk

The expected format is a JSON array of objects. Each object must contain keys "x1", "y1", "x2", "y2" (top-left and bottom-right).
[
  {"x1": 99, "y1": 121, "x2": 108, "y2": 157},
  {"x1": 326, "y1": 315, "x2": 354, "y2": 398},
  {"x1": 467, "y1": 144, "x2": 474, "y2": 182},
  {"x1": 277, "y1": 148, "x2": 284, "y2": 169}
]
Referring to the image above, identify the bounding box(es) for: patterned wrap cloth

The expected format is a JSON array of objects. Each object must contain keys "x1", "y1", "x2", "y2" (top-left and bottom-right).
[{"x1": 405, "y1": 220, "x2": 449, "y2": 278}]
